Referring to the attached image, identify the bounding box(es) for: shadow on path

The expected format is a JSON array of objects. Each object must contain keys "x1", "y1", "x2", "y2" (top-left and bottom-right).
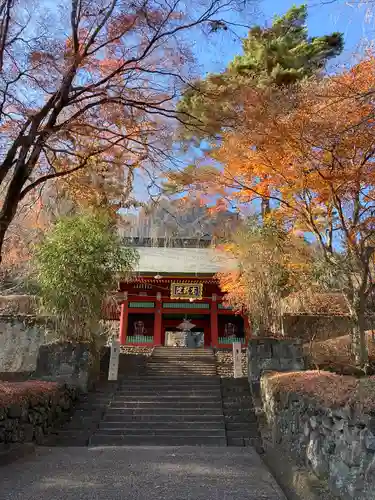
[{"x1": 0, "y1": 446, "x2": 286, "y2": 500}]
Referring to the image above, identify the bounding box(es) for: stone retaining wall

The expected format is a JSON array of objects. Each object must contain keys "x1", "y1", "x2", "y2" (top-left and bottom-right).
[
  {"x1": 215, "y1": 349, "x2": 248, "y2": 378},
  {"x1": 0, "y1": 315, "x2": 57, "y2": 372},
  {"x1": 0, "y1": 384, "x2": 78, "y2": 444},
  {"x1": 261, "y1": 372, "x2": 375, "y2": 500},
  {"x1": 248, "y1": 338, "x2": 305, "y2": 390},
  {"x1": 36, "y1": 342, "x2": 100, "y2": 392}
]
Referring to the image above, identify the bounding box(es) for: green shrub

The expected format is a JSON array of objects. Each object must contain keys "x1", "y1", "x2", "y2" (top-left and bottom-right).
[{"x1": 34, "y1": 211, "x2": 138, "y2": 344}]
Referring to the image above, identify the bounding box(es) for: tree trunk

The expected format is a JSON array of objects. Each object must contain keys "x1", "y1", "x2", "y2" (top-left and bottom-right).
[
  {"x1": 261, "y1": 197, "x2": 270, "y2": 220},
  {"x1": 350, "y1": 291, "x2": 369, "y2": 370}
]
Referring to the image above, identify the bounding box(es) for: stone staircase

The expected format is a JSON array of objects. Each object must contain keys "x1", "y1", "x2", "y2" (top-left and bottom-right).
[
  {"x1": 221, "y1": 378, "x2": 263, "y2": 451},
  {"x1": 41, "y1": 380, "x2": 118, "y2": 446},
  {"x1": 89, "y1": 347, "x2": 227, "y2": 446},
  {"x1": 42, "y1": 347, "x2": 262, "y2": 449}
]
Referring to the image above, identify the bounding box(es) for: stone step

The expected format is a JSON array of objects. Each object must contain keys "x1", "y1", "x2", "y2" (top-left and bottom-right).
[
  {"x1": 148, "y1": 363, "x2": 216, "y2": 366},
  {"x1": 147, "y1": 357, "x2": 216, "y2": 366},
  {"x1": 226, "y1": 422, "x2": 258, "y2": 431},
  {"x1": 152, "y1": 348, "x2": 213, "y2": 352},
  {"x1": 89, "y1": 435, "x2": 227, "y2": 446},
  {"x1": 223, "y1": 403, "x2": 254, "y2": 410},
  {"x1": 110, "y1": 395, "x2": 222, "y2": 401},
  {"x1": 147, "y1": 368, "x2": 216, "y2": 371},
  {"x1": 226, "y1": 429, "x2": 259, "y2": 439},
  {"x1": 222, "y1": 387, "x2": 250, "y2": 394},
  {"x1": 145, "y1": 363, "x2": 216, "y2": 373},
  {"x1": 97, "y1": 427, "x2": 225, "y2": 436},
  {"x1": 150, "y1": 357, "x2": 215, "y2": 360},
  {"x1": 117, "y1": 388, "x2": 221, "y2": 394},
  {"x1": 80, "y1": 398, "x2": 116, "y2": 404},
  {"x1": 128, "y1": 376, "x2": 218, "y2": 380},
  {"x1": 147, "y1": 362, "x2": 215, "y2": 364},
  {"x1": 146, "y1": 362, "x2": 215, "y2": 365},
  {"x1": 76, "y1": 398, "x2": 113, "y2": 405},
  {"x1": 220, "y1": 377, "x2": 249, "y2": 384},
  {"x1": 152, "y1": 350, "x2": 213, "y2": 353},
  {"x1": 148, "y1": 359, "x2": 215, "y2": 363},
  {"x1": 142, "y1": 373, "x2": 217, "y2": 377},
  {"x1": 108, "y1": 403, "x2": 222, "y2": 410},
  {"x1": 100, "y1": 420, "x2": 225, "y2": 429},
  {"x1": 105, "y1": 411, "x2": 224, "y2": 419},
  {"x1": 118, "y1": 388, "x2": 221, "y2": 394},
  {"x1": 227, "y1": 437, "x2": 262, "y2": 448},
  {"x1": 149, "y1": 353, "x2": 215, "y2": 356},
  {"x1": 141, "y1": 367, "x2": 216, "y2": 371},
  {"x1": 72, "y1": 406, "x2": 108, "y2": 415},
  {"x1": 145, "y1": 371, "x2": 217, "y2": 375},
  {"x1": 121, "y1": 377, "x2": 219, "y2": 382},
  {"x1": 121, "y1": 378, "x2": 220, "y2": 383},
  {"x1": 149, "y1": 358, "x2": 215, "y2": 361},
  {"x1": 103, "y1": 406, "x2": 223, "y2": 420},
  {"x1": 102, "y1": 411, "x2": 224, "y2": 424},
  {"x1": 224, "y1": 395, "x2": 253, "y2": 401},
  {"x1": 42, "y1": 430, "x2": 91, "y2": 446},
  {"x1": 119, "y1": 385, "x2": 218, "y2": 391},
  {"x1": 148, "y1": 361, "x2": 215, "y2": 365},
  {"x1": 224, "y1": 415, "x2": 257, "y2": 424},
  {"x1": 63, "y1": 418, "x2": 101, "y2": 431},
  {"x1": 150, "y1": 356, "x2": 214, "y2": 359},
  {"x1": 72, "y1": 405, "x2": 109, "y2": 414},
  {"x1": 124, "y1": 374, "x2": 219, "y2": 378},
  {"x1": 115, "y1": 388, "x2": 222, "y2": 394},
  {"x1": 113, "y1": 394, "x2": 222, "y2": 400}
]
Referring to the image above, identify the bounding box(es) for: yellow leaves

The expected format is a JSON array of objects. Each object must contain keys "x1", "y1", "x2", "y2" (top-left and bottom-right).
[{"x1": 322, "y1": 151, "x2": 333, "y2": 164}]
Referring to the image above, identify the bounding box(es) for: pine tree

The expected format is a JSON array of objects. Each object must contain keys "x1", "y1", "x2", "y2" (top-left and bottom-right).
[{"x1": 178, "y1": 4, "x2": 343, "y2": 140}]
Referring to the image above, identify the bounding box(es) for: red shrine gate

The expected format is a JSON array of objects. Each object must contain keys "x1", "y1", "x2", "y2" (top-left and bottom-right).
[{"x1": 114, "y1": 276, "x2": 250, "y2": 348}]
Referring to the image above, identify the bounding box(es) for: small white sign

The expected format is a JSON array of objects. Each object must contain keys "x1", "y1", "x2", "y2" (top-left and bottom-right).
[
  {"x1": 108, "y1": 338, "x2": 120, "y2": 381},
  {"x1": 233, "y1": 342, "x2": 243, "y2": 378}
]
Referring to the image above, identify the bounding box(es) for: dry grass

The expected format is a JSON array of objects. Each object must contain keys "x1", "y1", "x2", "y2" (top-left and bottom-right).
[
  {"x1": 0, "y1": 380, "x2": 59, "y2": 408},
  {"x1": 282, "y1": 291, "x2": 350, "y2": 316},
  {"x1": 265, "y1": 370, "x2": 375, "y2": 410},
  {"x1": 305, "y1": 332, "x2": 375, "y2": 375}
]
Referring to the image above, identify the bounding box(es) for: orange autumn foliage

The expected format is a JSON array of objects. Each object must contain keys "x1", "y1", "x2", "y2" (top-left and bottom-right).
[
  {"x1": 172, "y1": 57, "x2": 375, "y2": 251},
  {"x1": 213, "y1": 56, "x2": 375, "y2": 245},
  {"x1": 186, "y1": 55, "x2": 375, "y2": 366},
  {"x1": 168, "y1": 56, "x2": 375, "y2": 366}
]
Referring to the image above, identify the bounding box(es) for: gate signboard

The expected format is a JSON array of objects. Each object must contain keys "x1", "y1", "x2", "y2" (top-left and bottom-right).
[
  {"x1": 170, "y1": 282, "x2": 203, "y2": 300},
  {"x1": 108, "y1": 337, "x2": 120, "y2": 381},
  {"x1": 233, "y1": 342, "x2": 243, "y2": 378}
]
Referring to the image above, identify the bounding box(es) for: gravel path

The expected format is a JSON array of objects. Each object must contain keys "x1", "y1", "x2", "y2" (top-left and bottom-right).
[{"x1": 0, "y1": 446, "x2": 286, "y2": 500}]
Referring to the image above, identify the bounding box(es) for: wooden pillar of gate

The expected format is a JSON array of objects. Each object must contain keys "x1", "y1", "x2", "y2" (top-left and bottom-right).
[
  {"x1": 243, "y1": 313, "x2": 251, "y2": 344},
  {"x1": 119, "y1": 292, "x2": 128, "y2": 345},
  {"x1": 210, "y1": 293, "x2": 219, "y2": 348},
  {"x1": 154, "y1": 292, "x2": 162, "y2": 346}
]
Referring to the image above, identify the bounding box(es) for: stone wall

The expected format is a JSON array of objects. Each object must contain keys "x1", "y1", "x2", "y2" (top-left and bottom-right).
[
  {"x1": 0, "y1": 315, "x2": 57, "y2": 372},
  {"x1": 215, "y1": 349, "x2": 248, "y2": 378},
  {"x1": 0, "y1": 295, "x2": 38, "y2": 315},
  {"x1": 0, "y1": 383, "x2": 77, "y2": 444},
  {"x1": 261, "y1": 372, "x2": 375, "y2": 500},
  {"x1": 248, "y1": 338, "x2": 305, "y2": 390},
  {"x1": 36, "y1": 342, "x2": 100, "y2": 392},
  {"x1": 282, "y1": 314, "x2": 351, "y2": 342}
]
